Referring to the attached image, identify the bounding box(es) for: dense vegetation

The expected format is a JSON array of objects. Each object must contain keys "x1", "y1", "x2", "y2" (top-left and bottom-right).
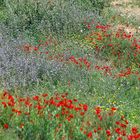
[{"x1": 0, "y1": 0, "x2": 140, "y2": 140}]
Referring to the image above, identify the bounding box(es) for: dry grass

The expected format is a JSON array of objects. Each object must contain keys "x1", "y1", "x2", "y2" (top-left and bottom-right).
[{"x1": 110, "y1": 0, "x2": 140, "y2": 35}]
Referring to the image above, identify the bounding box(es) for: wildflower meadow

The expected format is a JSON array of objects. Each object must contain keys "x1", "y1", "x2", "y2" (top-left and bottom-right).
[{"x1": 0, "y1": 0, "x2": 140, "y2": 140}]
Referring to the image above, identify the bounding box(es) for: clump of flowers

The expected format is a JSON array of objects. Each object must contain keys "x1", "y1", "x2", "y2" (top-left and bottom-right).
[
  {"x1": 69, "y1": 55, "x2": 91, "y2": 69},
  {"x1": 85, "y1": 23, "x2": 140, "y2": 69},
  {"x1": 1, "y1": 90, "x2": 140, "y2": 139}
]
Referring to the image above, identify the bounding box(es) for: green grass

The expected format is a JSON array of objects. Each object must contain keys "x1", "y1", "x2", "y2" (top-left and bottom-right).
[
  {"x1": 0, "y1": 7, "x2": 8, "y2": 22},
  {"x1": 1, "y1": 0, "x2": 140, "y2": 139}
]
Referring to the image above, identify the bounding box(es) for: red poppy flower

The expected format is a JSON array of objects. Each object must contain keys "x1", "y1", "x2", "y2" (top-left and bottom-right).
[
  {"x1": 95, "y1": 106, "x2": 101, "y2": 115},
  {"x1": 83, "y1": 104, "x2": 88, "y2": 111},
  {"x1": 94, "y1": 129, "x2": 97, "y2": 133},
  {"x1": 87, "y1": 131, "x2": 92, "y2": 138},
  {"x1": 127, "y1": 135, "x2": 134, "y2": 140},
  {"x1": 106, "y1": 129, "x2": 111, "y2": 136},
  {"x1": 115, "y1": 128, "x2": 121, "y2": 135},
  {"x1": 116, "y1": 121, "x2": 120, "y2": 125},
  {"x1": 80, "y1": 112, "x2": 85, "y2": 116},
  {"x1": 8, "y1": 95, "x2": 14, "y2": 103},
  {"x1": 55, "y1": 114, "x2": 60, "y2": 118},
  {"x1": 120, "y1": 123, "x2": 127, "y2": 128},
  {"x1": 117, "y1": 137, "x2": 122, "y2": 140},
  {"x1": 8, "y1": 101, "x2": 15, "y2": 107},
  {"x1": 33, "y1": 47, "x2": 38, "y2": 51},
  {"x1": 124, "y1": 120, "x2": 129, "y2": 124},
  {"x1": 25, "y1": 101, "x2": 32, "y2": 107},
  {"x1": 2, "y1": 102, "x2": 7, "y2": 108},
  {"x1": 33, "y1": 95, "x2": 39, "y2": 101},
  {"x1": 42, "y1": 93, "x2": 48, "y2": 97},
  {"x1": 98, "y1": 114, "x2": 102, "y2": 121},
  {"x1": 3, "y1": 90, "x2": 9, "y2": 96},
  {"x1": 98, "y1": 126, "x2": 102, "y2": 131},
  {"x1": 131, "y1": 127, "x2": 138, "y2": 134},
  {"x1": 73, "y1": 99, "x2": 78, "y2": 102},
  {"x1": 121, "y1": 130, "x2": 126, "y2": 136},
  {"x1": 111, "y1": 107, "x2": 117, "y2": 112},
  {"x1": 80, "y1": 127, "x2": 83, "y2": 131},
  {"x1": 4, "y1": 124, "x2": 9, "y2": 129}
]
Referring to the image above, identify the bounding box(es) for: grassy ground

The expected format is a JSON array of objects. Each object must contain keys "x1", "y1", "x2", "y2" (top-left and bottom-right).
[{"x1": 0, "y1": 0, "x2": 140, "y2": 139}]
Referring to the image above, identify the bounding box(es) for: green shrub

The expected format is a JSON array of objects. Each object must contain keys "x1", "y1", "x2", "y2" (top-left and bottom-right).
[
  {"x1": 1, "y1": 0, "x2": 110, "y2": 37},
  {"x1": 0, "y1": 1, "x2": 86, "y2": 35},
  {"x1": 89, "y1": 0, "x2": 111, "y2": 14},
  {"x1": 0, "y1": 0, "x2": 5, "y2": 7}
]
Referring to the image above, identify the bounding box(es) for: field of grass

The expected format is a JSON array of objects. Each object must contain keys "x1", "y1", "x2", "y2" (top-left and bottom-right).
[{"x1": 0, "y1": 0, "x2": 140, "y2": 140}]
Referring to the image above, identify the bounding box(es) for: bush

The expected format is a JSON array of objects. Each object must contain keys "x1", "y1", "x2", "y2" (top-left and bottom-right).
[
  {"x1": 89, "y1": 0, "x2": 111, "y2": 14},
  {"x1": 0, "y1": 0, "x2": 5, "y2": 7},
  {"x1": 1, "y1": 0, "x2": 101, "y2": 36}
]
